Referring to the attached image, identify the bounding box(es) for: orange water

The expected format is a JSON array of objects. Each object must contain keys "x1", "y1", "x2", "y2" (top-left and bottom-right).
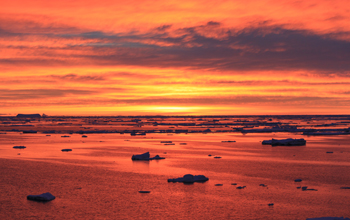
[{"x1": 0, "y1": 129, "x2": 350, "y2": 219}]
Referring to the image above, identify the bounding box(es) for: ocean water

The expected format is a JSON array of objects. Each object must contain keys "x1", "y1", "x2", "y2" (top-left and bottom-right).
[{"x1": 0, "y1": 117, "x2": 350, "y2": 219}]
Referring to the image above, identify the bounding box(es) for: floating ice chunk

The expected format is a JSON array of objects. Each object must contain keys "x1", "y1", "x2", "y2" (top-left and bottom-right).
[
  {"x1": 306, "y1": 217, "x2": 350, "y2": 220},
  {"x1": 132, "y1": 152, "x2": 150, "y2": 160},
  {"x1": 13, "y1": 146, "x2": 26, "y2": 149},
  {"x1": 262, "y1": 138, "x2": 306, "y2": 146},
  {"x1": 61, "y1": 149, "x2": 72, "y2": 152},
  {"x1": 215, "y1": 184, "x2": 223, "y2": 186},
  {"x1": 22, "y1": 130, "x2": 37, "y2": 133},
  {"x1": 138, "y1": 191, "x2": 150, "y2": 193},
  {"x1": 295, "y1": 179, "x2": 302, "y2": 182},
  {"x1": 27, "y1": 192, "x2": 55, "y2": 201},
  {"x1": 214, "y1": 156, "x2": 222, "y2": 159},
  {"x1": 236, "y1": 186, "x2": 246, "y2": 189},
  {"x1": 268, "y1": 203, "x2": 274, "y2": 206},
  {"x1": 168, "y1": 174, "x2": 209, "y2": 183},
  {"x1": 131, "y1": 152, "x2": 165, "y2": 161}
]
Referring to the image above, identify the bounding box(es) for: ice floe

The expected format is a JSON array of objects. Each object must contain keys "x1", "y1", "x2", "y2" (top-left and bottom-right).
[
  {"x1": 13, "y1": 146, "x2": 26, "y2": 149},
  {"x1": 262, "y1": 138, "x2": 306, "y2": 146},
  {"x1": 168, "y1": 174, "x2": 209, "y2": 183},
  {"x1": 131, "y1": 152, "x2": 165, "y2": 161},
  {"x1": 27, "y1": 192, "x2": 55, "y2": 201}
]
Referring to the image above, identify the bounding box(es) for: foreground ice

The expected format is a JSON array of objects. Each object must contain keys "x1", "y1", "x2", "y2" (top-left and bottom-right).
[
  {"x1": 13, "y1": 146, "x2": 26, "y2": 149},
  {"x1": 262, "y1": 138, "x2": 306, "y2": 146},
  {"x1": 306, "y1": 217, "x2": 350, "y2": 220},
  {"x1": 168, "y1": 174, "x2": 209, "y2": 183},
  {"x1": 27, "y1": 192, "x2": 55, "y2": 201},
  {"x1": 131, "y1": 152, "x2": 165, "y2": 161}
]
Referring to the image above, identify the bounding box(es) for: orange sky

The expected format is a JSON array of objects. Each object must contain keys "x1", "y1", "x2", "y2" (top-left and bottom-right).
[{"x1": 1, "y1": 0, "x2": 350, "y2": 116}]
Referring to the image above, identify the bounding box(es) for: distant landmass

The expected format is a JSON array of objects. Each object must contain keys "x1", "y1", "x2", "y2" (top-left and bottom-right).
[{"x1": 16, "y1": 114, "x2": 41, "y2": 118}]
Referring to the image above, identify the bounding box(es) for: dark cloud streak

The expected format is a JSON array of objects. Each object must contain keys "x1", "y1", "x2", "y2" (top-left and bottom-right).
[{"x1": 1, "y1": 20, "x2": 350, "y2": 74}]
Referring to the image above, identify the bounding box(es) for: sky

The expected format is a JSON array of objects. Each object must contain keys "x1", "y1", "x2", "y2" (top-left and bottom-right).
[{"x1": 1, "y1": 0, "x2": 350, "y2": 116}]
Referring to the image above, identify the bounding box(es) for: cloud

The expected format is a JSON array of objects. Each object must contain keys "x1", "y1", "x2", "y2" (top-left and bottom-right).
[
  {"x1": 49, "y1": 74, "x2": 106, "y2": 82},
  {"x1": 1, "y1": 18, "x2": 350, "y2": 74},
  {"x1": 0, "y1": 89, "x2": 94, "y2": 100}
]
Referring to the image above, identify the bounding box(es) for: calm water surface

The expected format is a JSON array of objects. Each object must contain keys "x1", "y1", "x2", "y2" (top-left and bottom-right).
[{"x1": 0, "y1": 131, "x2": 349, "y2": 219}]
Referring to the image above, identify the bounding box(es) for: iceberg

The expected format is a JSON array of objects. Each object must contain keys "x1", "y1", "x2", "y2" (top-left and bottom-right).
[
  {"x1": 131, "y1": 152, "x2": 165, "y2": 161},
  {"x1": 168, "y1": 174, "x2": 209, "y2": 183},
  {"x1": 262, "y1": 138, "x2": 306, "y2": 146},
  {"x1": 27, "y1": 192, "x2": 55, "y2": 201}
]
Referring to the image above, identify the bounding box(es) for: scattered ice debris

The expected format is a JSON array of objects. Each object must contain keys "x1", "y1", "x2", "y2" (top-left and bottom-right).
[
  {"x1": 164, "y1": 143, "x2": 175, "y2": 145},
  {"x1": 23, "y1": 130, "x2": 38, "y2": 133},
  {"x1": 138, "y1": 191, "x2": 150, "y2": 193},
  {"x1": 82, "y1": 135, "x2": 87, "y2": 138},
  {"x1": 340, "y1": 187, "x2": 350, "y2": 189},
  {"x1": 268, "y1": 203, "x2": 274, "y2": 206},
  {"x1": 294, "y1": 179, "x2": 302, "y2": 182},
  {"x1": 61, "y1": 135, "x2": 70, "y2": 138},
  {"x1": 208, "y1": 154, "x2": 212, "y2": 157},
  {"x1": 326, "y1": 151, "x2": 333, "y2": 153},
  {"x1": 130, "y1": 132, "x2": 146, "y2": 136},
  {"x1": 231, "y1": 183, "x2": 237, "y2": 185},
  {"x1": 61, "y1": 149, "x2": 72, "y2": 152},
  {"x1": 13, "y1": 146, "x2": 26, "y2": 149},
  {"x1": 306, "y1": 217, "x2": 350, "y2": 220},
  {"x1": 46, "y1": 135, "x2": 51, "y2": 136},
  {"x1": 27, "y1": 192, "x2": 55, "y2": 202},
  {"x1": 180, "y1": 143, "x2": 187, "y2": 145},
  {"x1": 215, "y1": 184, "x2": 223, "y2": 186},
  {"x1": 222, "y1": 141, "x2": 236, "y2": 142},
  {"x1": 259, "y1": 184, "x2": 267, "y2": 187},
  {"x1": 301, "y1": 186, "x2": 318, "y2": 191},
  {"x1": 296, "y1": 186, "x2": 302, "y2": 189},
  {"x1": 131, "y1": 152, "x2": 165, "y2": 161},
  {"x1": 236, "y1": 186, "x2": 246, "y2": 189},
  {"x1": 262, "y1": 138, "x2": 306, "y2": 146},
  {"x1": 161, "y1": 141, "x2": 172, "y2": 143},
  {"x1": 214, "y1": 156, "x2": 222, "y2": 159},
  {"x1": 168, "y1": 174, "x2": 209, "y2": 183}
]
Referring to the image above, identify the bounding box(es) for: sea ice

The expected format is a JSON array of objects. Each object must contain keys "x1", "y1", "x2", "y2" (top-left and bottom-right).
[
  {"x1": 168, "y1": 174, "x2": 209, "y2": 183},
  {"x1": 13, "y1": 146, "x2": 26, "y2": 149},
  {"x1": 27, "y1": 192, "x2": 55, "y2": 201},
  {"x1": 61, "y1": 149, "x2": 72, "y2": 152},
  {"x1": 262, "y1": 138, "x2": 306, "y2": 146},
  {"x1": 131, "y1": 152, "x2": 165, "y2": 161}
]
